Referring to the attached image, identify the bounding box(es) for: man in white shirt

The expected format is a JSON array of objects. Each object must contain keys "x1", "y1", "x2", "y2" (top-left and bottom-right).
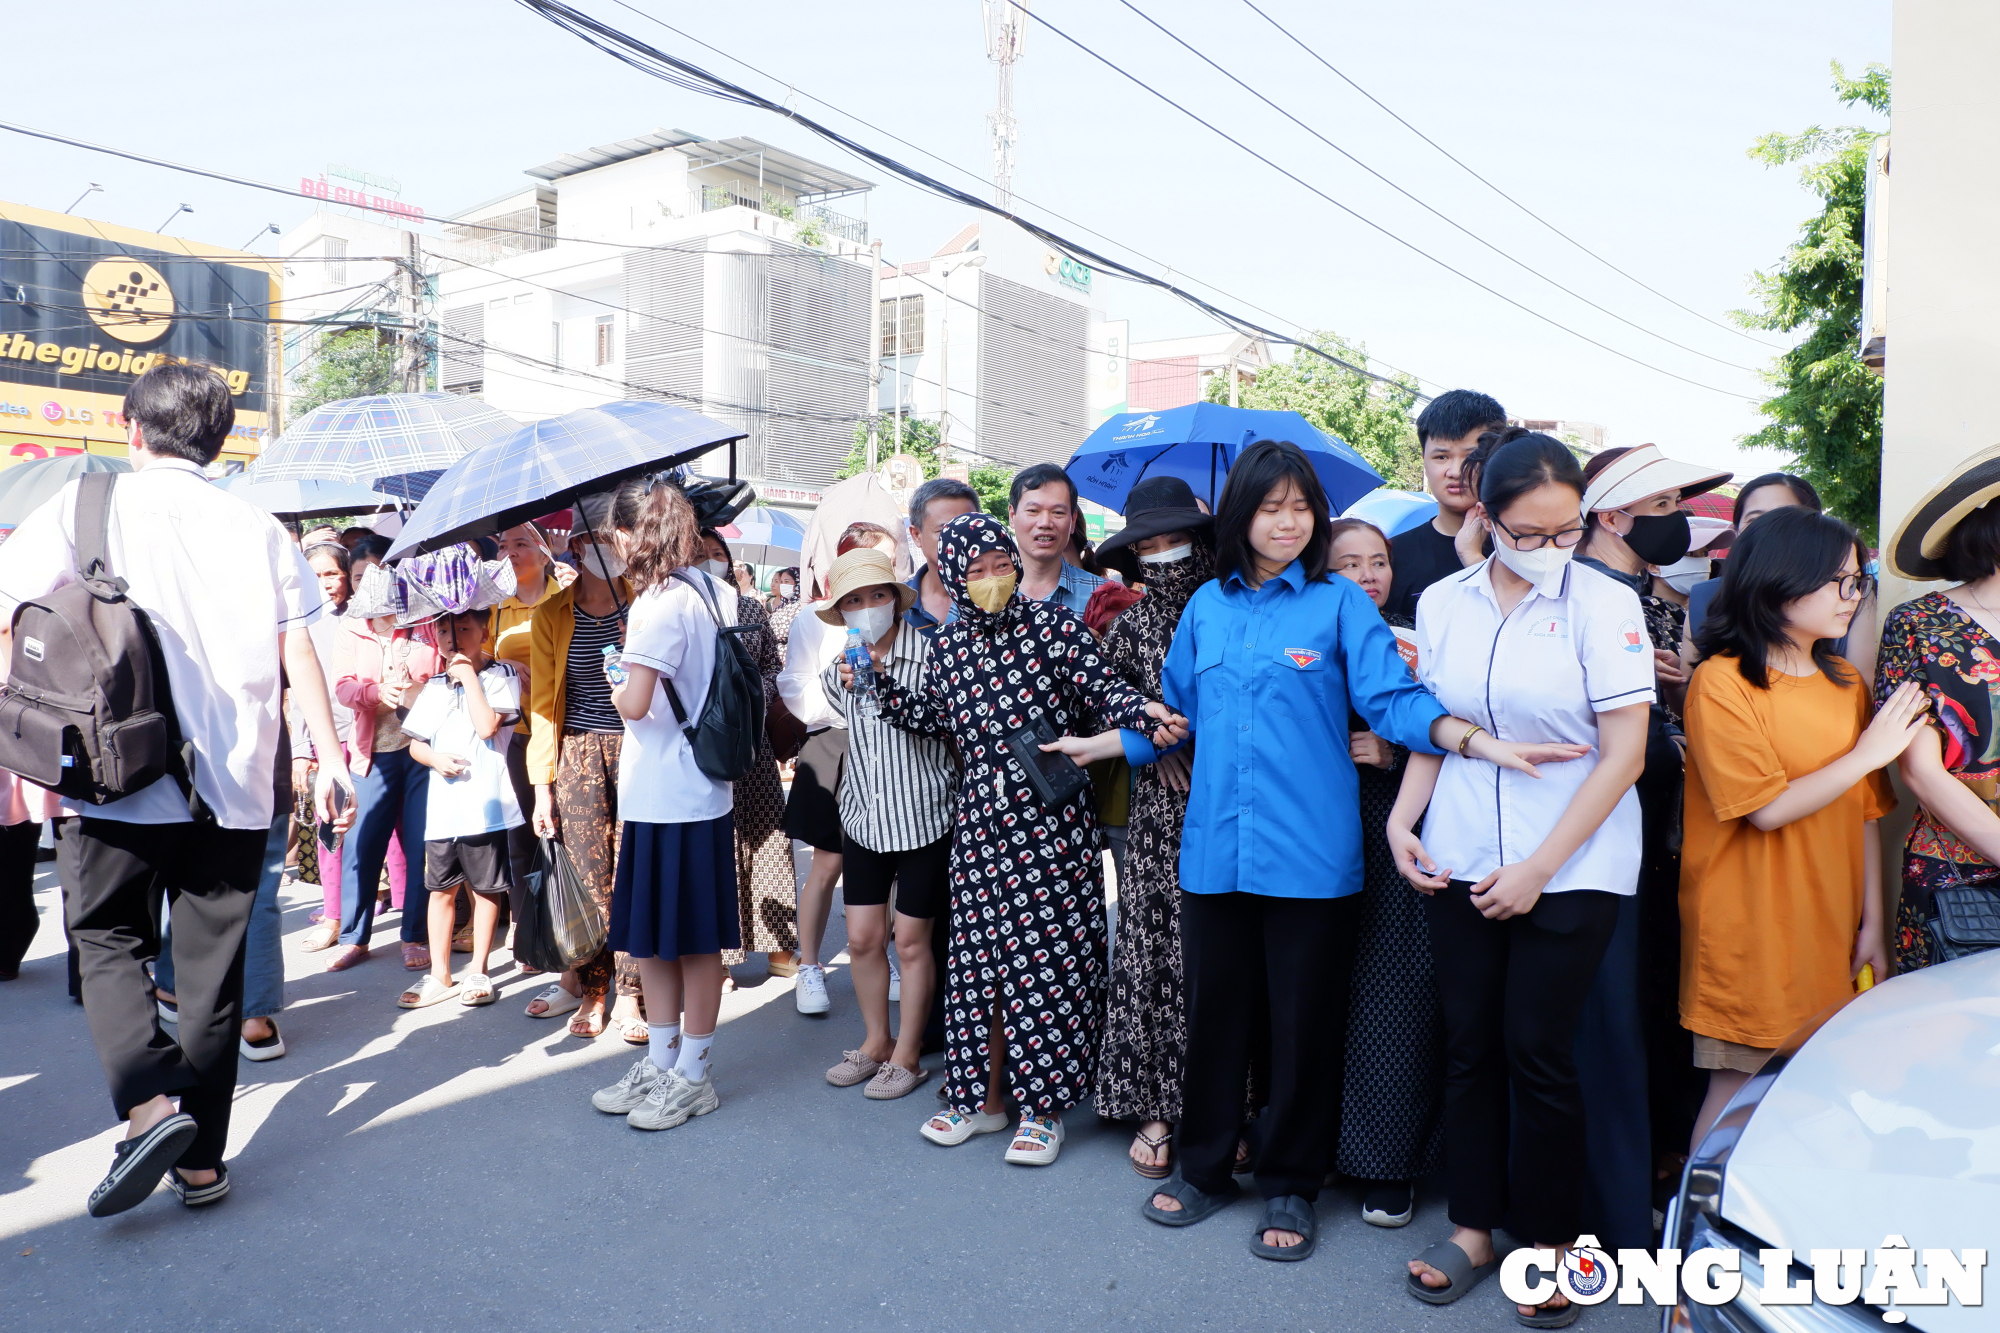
[{"x1": 0, "y1": 364, "x2": 353, "y2": 1219}]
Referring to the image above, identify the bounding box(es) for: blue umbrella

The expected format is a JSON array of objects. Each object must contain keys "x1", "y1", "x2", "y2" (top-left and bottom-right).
[
  {"x1": 719, "y1": 504, "x2": 807, "y2": 566},
  {"x1": 252, "y1": 393, "x2": 520, "y2": 484},
  {"x1": 386, "y1": 401, "x2": 746, "y2": 559},
  {"x1": 1065, "y1": 403, "x2": 1382, "y2": 514},
  {"x1": 1341, "y1": 486, "x2": 1438, "y2": 538},
  {"x1": 217, "y1": 465, "x2": 397, "y2": 521}
]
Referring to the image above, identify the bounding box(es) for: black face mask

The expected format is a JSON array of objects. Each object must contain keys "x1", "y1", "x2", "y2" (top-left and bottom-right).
[{"x1": 1621, "y1": 510, "x2": 1692, "y2": 566}]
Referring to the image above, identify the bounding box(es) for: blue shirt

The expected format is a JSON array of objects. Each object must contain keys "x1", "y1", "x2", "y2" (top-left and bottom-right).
[
  {"x1": 1036, "y1": 561, "x2": 1104, "y2": 616},
  {"x1": 1143, "y1": 560, "x2": 1446, "y2": 899},
  {"x1": 904, "y1": 567, "x2": 957, "y2": 636}
]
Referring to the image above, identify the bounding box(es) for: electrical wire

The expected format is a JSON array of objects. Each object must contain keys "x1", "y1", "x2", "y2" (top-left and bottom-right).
[
  {"x1": 1108, "y1": 0, "x2": 1760, "y2": 373},
  {"x1": 1236, "y1": 0, "x2": 1783, "y2": 351},
  {"x1": 1001, "y1": 0, "x2": 1755, "y2": 400}
]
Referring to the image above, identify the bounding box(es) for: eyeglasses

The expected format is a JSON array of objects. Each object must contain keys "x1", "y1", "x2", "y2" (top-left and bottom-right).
[
  {"x1": 1490, "y1": 514, "x2": 1587, "y2": 551},
  {"x1": 1828, "y1": 572, "x2": 1876, "y2": 601}
]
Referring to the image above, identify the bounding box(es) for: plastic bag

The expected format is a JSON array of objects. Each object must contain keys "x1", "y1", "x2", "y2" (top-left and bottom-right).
[{"x1": 514, "y1": 837, "x2": 608, "y2": 974}]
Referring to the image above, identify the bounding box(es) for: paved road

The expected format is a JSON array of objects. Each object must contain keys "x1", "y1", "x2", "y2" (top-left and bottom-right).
[{"x1": 3, "y1": 857, "x2": 1658, "y2": 1332}]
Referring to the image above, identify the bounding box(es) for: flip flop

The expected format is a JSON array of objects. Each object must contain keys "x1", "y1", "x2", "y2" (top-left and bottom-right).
[
  {"x1": 1141, "y1": 1175, "x2": 1237, "y2": 1227},
  {"x1": 1407, "y1": 1239, "x2": 1501, "y2": 1305},
  {"x1": 1518, "y1": 1295, "x2": 1580, "y2": 1329},
  {"x1": 1131, "y1": 1127, "x2": 1172, "y2": 1179},
  {"x1": 1249, "y1": 1194, "x2": 1317, "y2": 1262}
]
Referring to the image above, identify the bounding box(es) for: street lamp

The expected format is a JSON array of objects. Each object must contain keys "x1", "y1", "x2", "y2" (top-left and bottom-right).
[
  {"x1": 63, "y1": 183, "x2": 103, "y2": 215},
  {"x1": 239, "y1": 223, "x2": 280, "y2": 251},
  {"x1": 156, "y1": 203, "x2": 192, "y2": 234}
]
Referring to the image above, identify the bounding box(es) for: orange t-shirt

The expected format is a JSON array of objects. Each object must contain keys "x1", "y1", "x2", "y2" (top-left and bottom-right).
[{"x1": 1680, "y1": 656, "x2": 1893, "y2": 1048}]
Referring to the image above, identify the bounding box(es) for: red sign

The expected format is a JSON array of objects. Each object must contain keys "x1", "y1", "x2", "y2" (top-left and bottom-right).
[{"x1": 299, "y1": 177, "x2": 425, "y2": 224}]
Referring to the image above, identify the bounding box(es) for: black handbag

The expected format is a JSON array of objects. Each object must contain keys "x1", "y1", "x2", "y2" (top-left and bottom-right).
[
  {"x1": 1001, "y1": 713, "x2": 1090, "y2": 808},
  {"x1": 1926, "y1": 883, "x2": 2000, "y2": 964},
  {"x1": 514, "y1": 837, "x2": 608, "y2": 974}
]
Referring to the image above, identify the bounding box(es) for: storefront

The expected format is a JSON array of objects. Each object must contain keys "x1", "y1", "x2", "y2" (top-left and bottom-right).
[{"x1": 0, "y1": 201, "x2": 279, "y2": 471}]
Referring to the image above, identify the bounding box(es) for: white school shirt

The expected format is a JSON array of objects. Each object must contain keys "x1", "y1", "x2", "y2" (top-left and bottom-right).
[
  {"x1": 0, "y1": 458, "x2": 321, "y2": 829},
  {"x1": 1413, "y1": 557, "x2": 1655, "y2": 896},
  {"x1": 618, "y1": 571, "x2": 734, "y2": 825},
  {"x1": 400, "y1": 661, "x2": 523, "y2": 838},
  {"x1": 778, "y1": 608, "x2": 847, "y2": 732}
]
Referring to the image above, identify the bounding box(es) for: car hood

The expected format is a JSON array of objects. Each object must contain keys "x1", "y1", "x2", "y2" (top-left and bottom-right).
[{"x1": 1723, "y1": 950, "x2": 2000, "y2": 1332}]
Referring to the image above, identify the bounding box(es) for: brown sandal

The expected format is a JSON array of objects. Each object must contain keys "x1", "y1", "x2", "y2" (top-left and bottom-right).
[{"x1": 1132, "y1": 1128, "x2": 1173, "y2": 1179}]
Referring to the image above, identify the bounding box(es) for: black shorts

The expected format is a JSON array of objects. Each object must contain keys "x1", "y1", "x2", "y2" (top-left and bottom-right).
[
  {"x1": 425, "y1": 830, "x2": 513, "y2": 898},
  {"x1": 840, "y1": 833, "x2": 950, "y2": 921},
  {"x1": 782, "y1": 727, "x2": 848, "y2": 853}
]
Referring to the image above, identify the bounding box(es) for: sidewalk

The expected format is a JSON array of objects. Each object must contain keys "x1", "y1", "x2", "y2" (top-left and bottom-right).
[{"x1": 1, "y1": 859, "x2": 1655, "y2": 1332}]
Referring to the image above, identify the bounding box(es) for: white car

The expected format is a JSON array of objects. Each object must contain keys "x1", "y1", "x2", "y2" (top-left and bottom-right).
[{"x1": 1661, "y1": 948, "x2": 1998, "y2": 1331}]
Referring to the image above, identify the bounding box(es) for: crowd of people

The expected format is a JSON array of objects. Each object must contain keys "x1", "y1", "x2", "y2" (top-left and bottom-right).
[{"x1": 4, "y1": 365, "x2": 1993, "y2": 1326}]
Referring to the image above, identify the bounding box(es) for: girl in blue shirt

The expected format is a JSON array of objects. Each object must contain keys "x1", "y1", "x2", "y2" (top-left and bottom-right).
[{"x1": 1117, "y1": 439, "x2": 1586, "y2": 1261}]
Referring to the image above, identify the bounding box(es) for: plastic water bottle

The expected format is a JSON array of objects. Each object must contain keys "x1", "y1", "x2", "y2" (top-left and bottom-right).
[
  {"x1": 601, "y1": 643, "x2": 628, "y2": 686},
  {"x1": 844, "y1": 627, "x2": 878, "y2": 718}
]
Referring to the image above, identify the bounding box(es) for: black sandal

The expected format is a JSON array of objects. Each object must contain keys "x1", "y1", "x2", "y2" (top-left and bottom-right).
[
  {"x1": 1406, "y1": 1239, "x2": 1500, "y2": 1305},
  {"x1": 1131, "y1": 1128, "x2": 1172, "y2": 1179},
  {"x1": 1141, "y1": 1175, "x2": 1237, "y2": 1227},
  {"x1": 1249, "y1": 1194, "x2": 1317, "y2": 1261},
  {"x1": 87, "y1": 1112, "x2": 198, "y2": 1218}
]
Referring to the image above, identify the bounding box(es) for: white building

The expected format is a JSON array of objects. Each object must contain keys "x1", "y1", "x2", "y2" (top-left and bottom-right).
[
  {"x1": 878, "y1": 219, "x2": 1128, "y2": 470},
  {"x1": 276, "y1": 207, "x2": 425, "y2": 420},
  {"x1": 430, "y1": 129, "x2": 877, "y2": 498}
]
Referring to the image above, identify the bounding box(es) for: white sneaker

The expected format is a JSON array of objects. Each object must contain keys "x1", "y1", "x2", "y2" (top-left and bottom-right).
[
  {"x1": 795, "y1": 963, "x2": 830, "y2": 1015},
  {"x1": 627, "y1": 1069, "x2": 719, "y2": 1131},
  {"x1": 887, "y1": 950, "x2": 902, "y2": 1003},
  {"x1": 590, "y1": 1057, "x2": 665, "y2": 1114}
]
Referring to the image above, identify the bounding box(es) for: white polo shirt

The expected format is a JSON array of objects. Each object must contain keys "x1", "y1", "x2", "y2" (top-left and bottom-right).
[
  {"x1": 618, "y1": 570, "x2": 734, "y2": 825},
  {"x1": 1413, "y1": 557, "x2": 1654, "y2": 895},
  {"x1": 0, "y1": 458, "x2": 321, "y2": 830}
]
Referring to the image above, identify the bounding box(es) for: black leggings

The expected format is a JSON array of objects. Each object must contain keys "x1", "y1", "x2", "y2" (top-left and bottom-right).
[{"x1": 1424, "y1": 883, "x2": 1620, "y2": 1244}]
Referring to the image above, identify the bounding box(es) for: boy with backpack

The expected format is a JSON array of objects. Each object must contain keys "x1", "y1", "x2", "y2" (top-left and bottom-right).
[{"x1": 396, "y1": 605, "x2": 525, "y2": 1010}]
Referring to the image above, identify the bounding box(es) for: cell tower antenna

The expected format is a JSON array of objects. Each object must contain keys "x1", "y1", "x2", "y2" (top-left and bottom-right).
[{"x1": 982, "y1": 0, "x2": 1028, "y2": 210}]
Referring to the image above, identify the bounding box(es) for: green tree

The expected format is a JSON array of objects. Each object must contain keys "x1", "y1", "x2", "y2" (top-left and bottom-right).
[
  {"x1": 289, "y1": 328, "x2": 401, "y2": 421},
  {"x1": 1201, "y1": 331, "x2": 1423, "y2": 488},
  {"x1": 837, "y1": 415, "x2": 1015, "y2": 517},
  {"x1": 1737, "y1": 61, "x2": 1889, "y2": 539}
]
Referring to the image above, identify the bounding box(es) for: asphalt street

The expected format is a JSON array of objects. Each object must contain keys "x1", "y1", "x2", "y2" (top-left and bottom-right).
[{"x1": 3, "y1": 854, "x2": 1659, "y2": 1333}]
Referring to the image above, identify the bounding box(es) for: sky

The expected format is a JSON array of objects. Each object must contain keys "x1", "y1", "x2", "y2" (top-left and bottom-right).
[{"x1": 3, "y1": 0, "x2": 1891, "y2": 477}]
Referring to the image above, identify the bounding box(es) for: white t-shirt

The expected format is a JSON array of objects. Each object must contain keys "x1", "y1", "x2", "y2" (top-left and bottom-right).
[
  {"x1": 778, "y1": 608, "x2": 847, "y2": 731},
  {"x1": 401, "y1": 661, "x2": 524, "y2": 838},
  {"x1": 1414, "y1": 558, "x2": 1655, "y2": 896},
  {"x1": 619, "y1": 571, "x2": 734, "y2": 825},
  {"x1": 0, "y1": 459, "x2": 321, "y2": 830}
]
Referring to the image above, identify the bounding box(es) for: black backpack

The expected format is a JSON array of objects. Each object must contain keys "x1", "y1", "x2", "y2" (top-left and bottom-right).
[
  {"x1": 0, "y1": 471, "x2": 204, "y2": 816},
  {"x1": 661, "y1": 569, "x2": 766, "y2": 782}
]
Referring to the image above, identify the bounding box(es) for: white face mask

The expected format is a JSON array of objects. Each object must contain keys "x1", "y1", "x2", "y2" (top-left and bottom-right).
[
  {"x1": 1658, "y1": 554, "x2": 1710, "y2": 595},
  {"x1": 580, "y1": 542, "x2": 626, "y2": 580},
  {"x1": 1491, "y1": 537, "x2": 1573, "y2": 586},
  {"x1": 1138, "y1": 543, "x2": 1193, "y2": 566},
  {"x1": 842, "y1": 603, "x2": 897, "y2": 643},
  {"x1": 701, "y1": 559, "x2": 730, "y2": 579}
]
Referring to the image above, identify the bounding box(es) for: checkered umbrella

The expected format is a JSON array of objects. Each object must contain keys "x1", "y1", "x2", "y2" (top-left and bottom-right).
[
  {"x1": 384, "y1": 400, "x2": 746, "y2": 559},
  {"x1": 251, "y1": 393, "x2": 520, "y2": 484}
]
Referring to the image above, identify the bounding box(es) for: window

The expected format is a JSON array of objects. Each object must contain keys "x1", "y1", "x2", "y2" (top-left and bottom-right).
[
  {"x1": 595, "y1": 314, "x2": 615, "y2": 365},
  {"x1": 879, "y1": 294, "x2": 923, "y2": 357},
  {"x1": 515, "y1": 292, "x2": 532, "y2": 305},
  {"x1": 550, "y1": 321, "x2": 562, "y2": 369},
  {"x1": 489, "y1": 296, "x2": 507, "y2": 309},
  {"x1": 324, "y1": 236, "x2": 346, "y2": 284}
]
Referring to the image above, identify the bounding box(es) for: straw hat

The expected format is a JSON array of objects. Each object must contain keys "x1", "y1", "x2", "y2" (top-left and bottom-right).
[
  {"x1": 1887, "y1": 442, "x2": 2000, "y2": 580},
  {"x1": 814, "y1": 547, "x2": 917, "y2": 625},
  {"x1": 1580, "y1": 444, "x2": 1732, "y2": 514}
]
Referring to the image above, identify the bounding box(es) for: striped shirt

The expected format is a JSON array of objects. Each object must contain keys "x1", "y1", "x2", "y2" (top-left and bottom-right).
[
  {"x1": 818, "y1": 619, "x2": 957, "y2": 852},
  {"x1": 564, "y1": 603, "x2": 628, "y2": 733}
]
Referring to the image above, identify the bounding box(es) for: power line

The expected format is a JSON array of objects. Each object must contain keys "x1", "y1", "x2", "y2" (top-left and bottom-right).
[
  {"x1": 1109, "y1": 0, "x2": 1760, "y2": 373},
  {"x1": 1004, "y1": 0, "x2": 1756, "y2": 401},
  {"x1": 512, "y1": 0, "x2": 1437, "y2": 405},
  {"x1": 1236, "y1": 0, "x2": 1783, "y2": 351}
]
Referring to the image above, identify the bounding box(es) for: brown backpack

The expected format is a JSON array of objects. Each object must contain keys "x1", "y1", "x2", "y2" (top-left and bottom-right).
[{"x1": 0, "y1": 471, "x2": 204, "y2": 816}]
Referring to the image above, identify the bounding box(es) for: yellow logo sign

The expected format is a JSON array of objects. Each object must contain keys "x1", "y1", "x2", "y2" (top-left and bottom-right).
[{"x1": 80, "y1": 259, "x2": 175, "y2": 344}]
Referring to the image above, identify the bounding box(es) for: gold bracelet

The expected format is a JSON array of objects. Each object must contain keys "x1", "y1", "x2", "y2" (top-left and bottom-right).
[{"x1": 1457, "y1": 723, "x2": 1486, "y2": 757}]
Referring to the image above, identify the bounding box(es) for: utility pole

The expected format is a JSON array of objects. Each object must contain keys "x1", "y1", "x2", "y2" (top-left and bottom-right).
[
  {"x1": 982, "y1": 0, "x2": 1027, "y2": 210},
  {"x1": 867, "y1": 238, "x2": 882, "y2": 473},
  {"x1": 397, "y1": 230, "x2": 426, "y2": 393}
]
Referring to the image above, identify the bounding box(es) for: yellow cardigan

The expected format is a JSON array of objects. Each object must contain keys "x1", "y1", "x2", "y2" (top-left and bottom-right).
[{"x1": 525, "y1": 576, "x2": 632, "y2": 786}]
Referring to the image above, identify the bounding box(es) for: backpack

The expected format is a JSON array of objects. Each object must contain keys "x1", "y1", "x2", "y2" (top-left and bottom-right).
[
  {"x1": 0, "y1": 471, "x2": 205, "y2": 816},
  {"x1": 661, "y1": 569, "x2": 766, "y2": 782}
]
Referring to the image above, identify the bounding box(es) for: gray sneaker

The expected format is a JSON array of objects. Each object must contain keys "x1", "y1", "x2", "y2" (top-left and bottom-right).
[
  {"x1": 627, "y1": 1069, "x2": 720, "y2": 1131},
  {"x1": 591, "y1": 1057, "x2": 665, "y2": 1115}
]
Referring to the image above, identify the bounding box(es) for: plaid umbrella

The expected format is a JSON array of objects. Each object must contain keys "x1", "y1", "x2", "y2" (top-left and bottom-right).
[
  {"x1": 385, "y1": 400, "x2": 745, "y2": 559},
  {"x1": 216, "y1": 465, "x2": 394, "y2": 521},
  {"x1": 252, "y1": 393, "x2": 520, "y2": 484}
]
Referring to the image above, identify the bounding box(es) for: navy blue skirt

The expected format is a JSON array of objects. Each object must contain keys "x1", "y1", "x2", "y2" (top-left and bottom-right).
[{"x1": 609, "y1": 814, "x2": 740, "y2": 959}]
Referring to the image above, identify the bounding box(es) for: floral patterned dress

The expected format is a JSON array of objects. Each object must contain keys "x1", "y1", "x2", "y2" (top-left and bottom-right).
[
  {"x1": 1874, "y1": 590, "x2": 2000, "y2": 971},
  {"x1": 878, "y1": 513, "x2": 1158, "y2": 1116}
]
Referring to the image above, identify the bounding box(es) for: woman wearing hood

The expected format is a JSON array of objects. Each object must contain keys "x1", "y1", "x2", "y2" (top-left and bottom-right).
[{"x1": 869, "y1": 511, "x2": 1186, "y2": 1167}]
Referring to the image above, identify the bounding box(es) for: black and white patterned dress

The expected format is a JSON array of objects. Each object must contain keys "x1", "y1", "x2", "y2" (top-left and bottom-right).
[{"x1": 878, "y1": 513, "x2": 1158, "y2": 1116}]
